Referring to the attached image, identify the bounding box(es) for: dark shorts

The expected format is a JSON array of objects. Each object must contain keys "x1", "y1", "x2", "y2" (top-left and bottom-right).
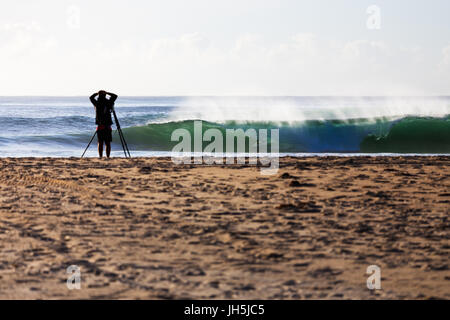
[{"x1": 97, "y1": 126, "x2": 112, "y2": 143}]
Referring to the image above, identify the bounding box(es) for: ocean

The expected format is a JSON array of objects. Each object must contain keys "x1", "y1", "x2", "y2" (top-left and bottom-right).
[{"x1": 0, "y1": 96, "x2": 449, "y2": 157}]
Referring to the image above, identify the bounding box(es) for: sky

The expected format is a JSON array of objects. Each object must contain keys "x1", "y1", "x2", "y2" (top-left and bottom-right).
[{"x1": 0, "y1": 0, "x2": 450, "y2": 96}]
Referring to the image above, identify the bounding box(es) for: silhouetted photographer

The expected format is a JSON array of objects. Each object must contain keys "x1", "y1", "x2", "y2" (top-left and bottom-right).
[{"x1": 89, "y1": 90, "x2": 117, "y2": 158}]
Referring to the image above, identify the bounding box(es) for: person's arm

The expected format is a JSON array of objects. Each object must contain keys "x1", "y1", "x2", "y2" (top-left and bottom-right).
[
  {"x1": 90, "y1": 92, "x2": 99, "y2": 106},
  {"x1": 106, "y1": 92, "x2": 118, "y2": 103}
]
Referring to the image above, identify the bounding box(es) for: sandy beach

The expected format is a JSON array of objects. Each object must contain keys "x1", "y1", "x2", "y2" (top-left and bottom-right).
[{"x1": 0, "y1": 156, "x2": 448, "y2": 299}]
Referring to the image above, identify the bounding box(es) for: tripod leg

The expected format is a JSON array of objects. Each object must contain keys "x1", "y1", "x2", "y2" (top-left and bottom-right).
[
  {"x1": 118, "y1": 127, "x2": 131, "y2": 157},
  {"x1": 81, "y1": 131, "x2": 97, "y2": 158},
  {"x1": 116, "y1": 127, "x2": 128, "y2": 157},
  {"x1": 119, "y1": 128, "x2": 130, "y2": 158},
  {"x1": 112, "y1": 108, "x2": 131, "y2": 158}
]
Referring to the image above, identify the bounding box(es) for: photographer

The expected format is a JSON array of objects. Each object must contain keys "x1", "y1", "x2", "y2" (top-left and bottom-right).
[{"x1": 89, "y1": 90, "x2": 118, "y2": 158}]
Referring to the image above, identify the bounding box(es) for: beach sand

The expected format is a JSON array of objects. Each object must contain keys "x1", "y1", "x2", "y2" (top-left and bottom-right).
[{"x1": 0, "y1": 156, "x2": 448, "y2": 299}]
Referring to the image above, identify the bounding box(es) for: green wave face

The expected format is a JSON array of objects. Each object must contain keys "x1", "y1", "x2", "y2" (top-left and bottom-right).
[
  {"x1": 117, "y1": 116, "x2": 450, "y2": 154},
  {"x1": 360, "y1": 117, "x2": 450, "y2": 153}
]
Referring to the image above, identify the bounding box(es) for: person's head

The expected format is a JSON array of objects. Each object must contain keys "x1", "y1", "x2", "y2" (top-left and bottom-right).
[{"x1": 98, "y1": 90, "x2": 107, "y2": 100}]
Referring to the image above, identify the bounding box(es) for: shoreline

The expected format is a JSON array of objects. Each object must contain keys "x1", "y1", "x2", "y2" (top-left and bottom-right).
[
  {"x1": 1, "y1": 152, "x2": 449, "y2": 159},
  {"x1": 0, "y1": 156, "x2": 448, "y2": 299}
]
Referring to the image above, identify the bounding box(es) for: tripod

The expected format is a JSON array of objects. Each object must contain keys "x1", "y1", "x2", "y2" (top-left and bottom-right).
[{"x1": 81, "y1": 107, "x2": 131, "y2": 158}]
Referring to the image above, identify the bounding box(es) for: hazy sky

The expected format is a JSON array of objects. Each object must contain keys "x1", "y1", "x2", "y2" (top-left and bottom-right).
[{"x1": 1, "y1": 0, "x2": 450, "y2": 95}]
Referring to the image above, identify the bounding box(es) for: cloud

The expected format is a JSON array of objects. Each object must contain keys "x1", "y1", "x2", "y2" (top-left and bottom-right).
[
  {"x1": 0, "y1": 21, "x2": 56, "y2": 59},
  {"x1": 148, "y1": 33, "x2": 210, "y2": 60},
  {"x1": 1, "y1": 21, "x2": 42, "y2": 32},
  {"x1": 0, "y1": 27, "x2": 448, "y2": 95}
]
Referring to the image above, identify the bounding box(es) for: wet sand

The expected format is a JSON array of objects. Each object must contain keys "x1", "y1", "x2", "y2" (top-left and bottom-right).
[{"x1": 0, "y1": 156, "x2": 448, "y2": 299}]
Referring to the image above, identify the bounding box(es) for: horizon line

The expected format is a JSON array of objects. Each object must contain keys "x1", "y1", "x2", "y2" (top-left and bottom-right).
[{"x1": 1, "y1": 95, "x2": 450, "y2": 98}]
